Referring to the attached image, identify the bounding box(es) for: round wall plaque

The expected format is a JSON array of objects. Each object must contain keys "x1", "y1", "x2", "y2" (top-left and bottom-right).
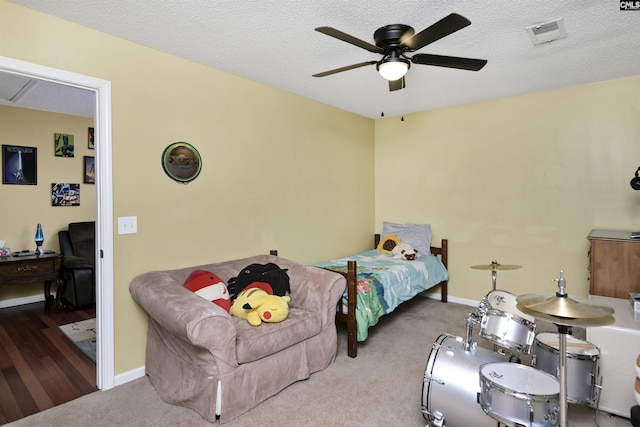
[{"x1": 161, "y1": 142, "x2": 202, "y2": 183}]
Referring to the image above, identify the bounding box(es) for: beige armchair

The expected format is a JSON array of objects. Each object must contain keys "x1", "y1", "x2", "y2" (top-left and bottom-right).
[{"x1": 130, "y1": 254, "x2": 345, "y2": 423}]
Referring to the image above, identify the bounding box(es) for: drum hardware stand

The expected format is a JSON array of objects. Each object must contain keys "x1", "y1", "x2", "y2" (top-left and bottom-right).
[
  {"x1": 470, "y1": 260, "x2": 522, "y2": 291},
  {"x1": 464, "y1": 312, "x2": 481, "y2": 351},
  {"x1": 592, "y1": 377, "x2": 603, "y2": 427},
  {"x1": 491, "y1": 261, "x2": 497, "y2": 290},
  {"x1": 553, "y1": 272, "x2": 571, "y2": 427},
  {"x1": 506, "y1": 352, "x2": 521, "y2": 364},
  {"x1": 553, "y1": 323, "x2": 603, "y2": 427},
  {"x1": 556, "y1": 323, "x2": 571, "y2": 427},
  {"x1": 516, "y1": 271, "x2": 615, "y2": 427},
  {"x1": 422, "y1": 409, "x2": 445, "y2": 427}
]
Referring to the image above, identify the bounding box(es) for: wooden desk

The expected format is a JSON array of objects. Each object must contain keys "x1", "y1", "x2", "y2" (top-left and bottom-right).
[
  {"x1": 587, "y1": 230, "x2": 640, "y2": 298},
  {"x1": 0, "y1": 253, "x2": 62, "y2": 304}
]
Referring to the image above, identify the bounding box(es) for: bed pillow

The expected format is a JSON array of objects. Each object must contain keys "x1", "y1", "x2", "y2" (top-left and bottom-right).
[{"x1": 382, "y1": 222, "x2": 432, "y2": 255}]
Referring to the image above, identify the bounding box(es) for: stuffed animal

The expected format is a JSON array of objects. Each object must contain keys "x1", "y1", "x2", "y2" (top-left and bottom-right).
[
  {"x1": 230, "y1": 287, "x2": 291, "y2": 326},
  {"x1": 230, "y1": 287, "x2": 268, "y2": 319},
  {"x1": 392, "y1": 243, "x2": 420, "y2": 260},
  {"x1": 229, "y1": 281, "x2": 279, "y2": 318},
  {"x1": 227, "y1": 263, "x2": 291, "y2": 300},
  {"x1": 183, "y1": 270, "x2": 231, "y2": 312},
  {"x1": 377, "y1": 233, "x2": 401, "y2": 254}
]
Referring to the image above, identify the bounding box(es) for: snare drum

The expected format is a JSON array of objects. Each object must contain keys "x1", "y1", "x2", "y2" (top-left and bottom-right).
[
  {"x1": 422, "y1": 333, "x2": 511, "y2": 427},
  {"x1": 479, "y1": 290, "x2": 536, "y2": 354},
  {"x1": 479, "y1": 362, "x2": 560, "y2": 427},
  {"x1": 533, "y1": 332, "x2": 601, "y2": 404}
]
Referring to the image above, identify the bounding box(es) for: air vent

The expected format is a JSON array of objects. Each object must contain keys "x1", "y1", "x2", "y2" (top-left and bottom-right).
[{"x1": 526, "y1": 18, "x2": 567, "y2": 45}]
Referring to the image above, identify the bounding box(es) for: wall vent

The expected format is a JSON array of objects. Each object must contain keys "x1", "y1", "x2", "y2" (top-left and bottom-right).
[{"x1": 526, "y1": 18, "x2": 567, "y2": 45}]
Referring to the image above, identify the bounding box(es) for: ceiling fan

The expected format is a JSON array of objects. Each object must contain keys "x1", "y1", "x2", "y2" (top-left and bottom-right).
[{"x1": 313, "y1": 13, "x2": 487, "y2": 91}]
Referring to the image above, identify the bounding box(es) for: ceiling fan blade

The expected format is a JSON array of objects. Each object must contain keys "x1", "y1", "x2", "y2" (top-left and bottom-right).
[
  {"x1": 315, "y1": 27, "x2": 384, "y2": 54},
  {"x1": 312, "y1": 61, "x2": 377, "y2": 78},
  {"x1": 402, "y1": 13, "x2": 471, "y2": 51},
  {"x1": 389, "y1": 77, "x2": 405, "y2": 92},
  {"x1": 412, "y1": 53, "x2": 487, "y2": 71}
]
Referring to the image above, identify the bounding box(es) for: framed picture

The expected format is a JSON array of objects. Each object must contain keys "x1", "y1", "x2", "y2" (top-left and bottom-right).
[
  {"x1": 88, "y1": 127, "x2": 95, "y2": 149},
  {"x1": 161, "y1": 142, "x2": 202, "y2": 183},
  {"x1": 2, "y1": 145, "x2": 37, "y2": 185},
  {"x1": 54, "y1": 133, "x2": 74, "y2": 157},
  {"x1": 84, "y1": 156, "x2": 95, "y2": 184},
  {"x1": 51, "y1": 183, "x2": 80, "y2": 206}
]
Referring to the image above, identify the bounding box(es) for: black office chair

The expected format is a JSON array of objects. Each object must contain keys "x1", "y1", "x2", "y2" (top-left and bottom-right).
[{"x1": 58, "y1": 221, "x2": 95, "y2": 308}]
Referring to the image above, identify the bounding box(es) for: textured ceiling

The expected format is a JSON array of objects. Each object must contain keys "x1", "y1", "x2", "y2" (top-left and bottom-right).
[{"x1": 3, "y1": 0, "x2": 640, "y2": 119}]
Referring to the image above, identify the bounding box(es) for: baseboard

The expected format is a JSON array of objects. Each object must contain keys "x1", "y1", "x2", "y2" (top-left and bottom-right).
[
  {"x1": 444, "y1": 295, "x2": 480, "y2": 307},
  {"x1": 420, "y1": 291, "x2": 478, "y2": 308},
  {"x1": 0, "y1": 294, "x2": 47, "y2": 309},
  {"x1": 114, "y1": 366, "x2": 146, "y2": 387}
]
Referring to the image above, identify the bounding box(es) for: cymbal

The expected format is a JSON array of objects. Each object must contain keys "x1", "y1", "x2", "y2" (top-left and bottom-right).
[
  {"x1": 516, "y1": 293, "x2": 614, "y2": 325},
  {"x1": 516, "y1": 307, "x2": 615, "y2": 327},
  {"x1": 471, "y1": 262, "x2": 522, "y2": 271}
]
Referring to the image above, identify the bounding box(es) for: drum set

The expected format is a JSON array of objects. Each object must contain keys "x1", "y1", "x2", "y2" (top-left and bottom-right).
[{"x1": 421, "y1": 262, "x2": 615, "y2": 427}]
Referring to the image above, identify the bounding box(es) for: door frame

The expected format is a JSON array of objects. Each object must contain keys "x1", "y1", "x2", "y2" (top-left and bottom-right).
[{"x1": 0, "y1": 56, "x2": 115, "y2": 390}]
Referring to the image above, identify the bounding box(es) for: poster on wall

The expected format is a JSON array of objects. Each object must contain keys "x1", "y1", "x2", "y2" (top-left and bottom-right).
[
  {"x1": 84, "y1": 156, "x2": 95, "y2": 184},
  {"x1": 2, "y1": 145, "x2": 37, "y2": 185},
  {"x1": 88, "y1": 127, "x2": 94, "y2": 149},
  {"x1": 51, "y1": 183, "x2": 80, "y2": 206},
  {"x1": 54, "y1": 133, "x2": 75, "y2": 157}
]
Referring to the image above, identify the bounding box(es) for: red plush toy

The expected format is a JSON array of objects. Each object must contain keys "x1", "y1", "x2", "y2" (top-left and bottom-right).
[{"x1": 184, "y1": 270, "x2": 231, "y2": 312}]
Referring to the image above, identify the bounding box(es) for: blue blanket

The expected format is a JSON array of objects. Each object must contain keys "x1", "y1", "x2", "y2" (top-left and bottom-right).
[{"x1": 315, "y1": 250, "x2": 448, "y2": 341}]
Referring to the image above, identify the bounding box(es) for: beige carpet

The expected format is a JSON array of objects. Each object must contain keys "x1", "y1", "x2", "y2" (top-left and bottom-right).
[{"x1": 11, "y1": 298, "x2": 633, "y2": 426}]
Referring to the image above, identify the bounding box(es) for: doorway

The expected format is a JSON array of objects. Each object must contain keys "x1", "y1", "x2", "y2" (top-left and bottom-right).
[{"x1": 0, "y1": 56, "x2": 115, "y2": 390}]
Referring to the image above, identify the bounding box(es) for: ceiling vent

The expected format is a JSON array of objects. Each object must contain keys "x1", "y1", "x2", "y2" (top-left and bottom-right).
[{"x1": 526, "y1": 18, "x2": 567, "y2": 45}]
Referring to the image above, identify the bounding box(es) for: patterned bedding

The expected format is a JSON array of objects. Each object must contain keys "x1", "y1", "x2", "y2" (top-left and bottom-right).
[{"x1": 314, "y1": 249, "x2": 449, "y2": 341}]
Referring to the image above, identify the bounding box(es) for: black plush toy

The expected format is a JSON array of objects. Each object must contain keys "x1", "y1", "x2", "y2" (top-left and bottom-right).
[{"x1": 228, "y1": 263, "x2": 291, "y2": 300}]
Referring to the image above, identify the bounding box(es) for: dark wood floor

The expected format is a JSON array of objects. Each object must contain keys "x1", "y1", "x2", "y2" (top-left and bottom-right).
[{"x1": 0, "y1": 301, "x2": 97, "y2": 424}]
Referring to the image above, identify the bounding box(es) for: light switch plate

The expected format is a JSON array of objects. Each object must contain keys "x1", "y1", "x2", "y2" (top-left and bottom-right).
[{"x1": 118, "y1": 216, "x2": 138, "y2": 235}]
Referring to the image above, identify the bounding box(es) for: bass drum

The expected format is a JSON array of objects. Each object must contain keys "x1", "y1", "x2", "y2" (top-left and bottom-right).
[{"x1": 422, "y1": 333, "x2": 511, "y2": 427}]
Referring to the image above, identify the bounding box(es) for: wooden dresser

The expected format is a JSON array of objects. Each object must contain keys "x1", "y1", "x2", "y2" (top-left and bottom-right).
[
  {"x1": 587, "y1": 229, "x2": 640, "y2": 298},
  {"x1": 0, "y1": 253, "x2": 62, "y2": 303}
]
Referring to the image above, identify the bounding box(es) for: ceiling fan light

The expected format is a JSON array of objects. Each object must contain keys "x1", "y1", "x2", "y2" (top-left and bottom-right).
[{"x1": 377, "y1": 59, "x2": 409, "y2": 81}]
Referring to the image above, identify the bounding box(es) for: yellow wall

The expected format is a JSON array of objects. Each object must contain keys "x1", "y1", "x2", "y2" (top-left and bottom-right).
[
  {"x1": 376, "y1": 76, "x2": 640, "y2": 301},
  {"x1": 0, "y1": 106, "x2": 95, "y2": 300},
  {"x1": 3, "y1": 0, "x2": 639, "y2": 377},
  {"x1": 0, "y1": 1, "x2": 375, "y2": 374}
]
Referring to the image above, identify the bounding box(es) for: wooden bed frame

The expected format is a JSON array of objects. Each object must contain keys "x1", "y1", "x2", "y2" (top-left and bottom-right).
[
  {"x1": 270, "y1": 234, "x2": 448, "y2": 358},
  {"x1": 330, "y1": 234, "x2": 448, "y2": 358}
]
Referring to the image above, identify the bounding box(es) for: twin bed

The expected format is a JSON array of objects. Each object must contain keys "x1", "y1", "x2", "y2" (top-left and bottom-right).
[{"x1": 314, "y1": 233, "x2": 449, "y2": 358}]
